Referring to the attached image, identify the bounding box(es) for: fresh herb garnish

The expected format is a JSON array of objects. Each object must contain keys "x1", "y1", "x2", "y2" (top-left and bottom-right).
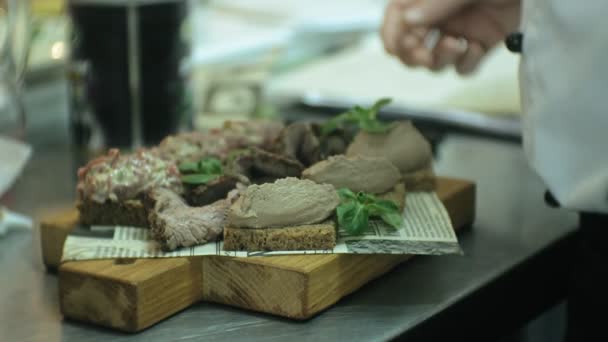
[
  {"x1": 320, "y1": 98, "x2": 395, "y2": 136},
  {"x1": 336, "y1": 188, "x2": 404, "y2": 235},
  {"x1": 178, "y1": 157, "x2": 223, "y2": 185},
  {"x1": 177, "y1": 161, "x2": 199, "y2": 173}
]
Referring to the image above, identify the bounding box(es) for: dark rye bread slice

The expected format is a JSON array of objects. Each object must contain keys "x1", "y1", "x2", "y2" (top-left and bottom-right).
[
  {"x1": 223, "y1": 221, "x2": 336, "y2": 251},
  {"x1": 77, "y1": 199, "x2": 148, "y2": 228},
  {"x1": 223, "y1": 182, "x2": 406, "y2": 252}
]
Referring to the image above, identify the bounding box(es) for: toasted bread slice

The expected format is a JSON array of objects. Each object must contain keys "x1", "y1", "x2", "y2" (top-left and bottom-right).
[
  {"x1": 77, "y1": 199, "x2": 148, "y2": 227},
  {"x1": 223, "y1": 221, "x2": 336, "y2": 251}
]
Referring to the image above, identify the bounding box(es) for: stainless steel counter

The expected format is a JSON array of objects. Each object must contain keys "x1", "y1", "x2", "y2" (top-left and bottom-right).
[{"x1": 0, "y1": 81, "x2": 577, "y2": 341}]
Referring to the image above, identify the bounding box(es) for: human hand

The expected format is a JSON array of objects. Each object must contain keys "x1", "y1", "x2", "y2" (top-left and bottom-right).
[{"x1": 381, "y1": 0, "x2": 521, "y2": 74}]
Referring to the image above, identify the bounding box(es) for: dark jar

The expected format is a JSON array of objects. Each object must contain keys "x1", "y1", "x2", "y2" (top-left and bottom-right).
[{"x1": 66, "y1": 0, "x2": 193, "y2": 166}]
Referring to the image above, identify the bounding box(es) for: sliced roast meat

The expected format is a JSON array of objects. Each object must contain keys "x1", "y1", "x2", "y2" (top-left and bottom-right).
[
  {"x1": 147, "y1": 188, "x2": 240, "y2": 251},
  {"x1": 321, "y1": 134, "x2": 348, "y2": 158},
  {"x1": 302, "y1": 155, "x2": 401, "y2": 194},
  {"x1": 156, "y1": 131, "x2": 229, "y2": 164},
  {"x1": 346, "y1": 121, "x2": 432, "y2": 175},
  {"x1": 272, "y1": 122, "x2": 320, "y2": 166},
  {"x1": 184, "y1": 175, "x2": 240, "y2": 207},
  {"x1": 155, "y1": 120, "x2": 285, "y2": 164},
  {"x1": 251, "y1": 147, "x2": 304, "y2": 179},
  {"x1": 228, "y1": 177, "x2": 340, "y2": 228},
  {"x1": 221, "y1": 120, "x2": 285, "y2": 151},
  {"x1": 227, "y1": 148, "x2": 304, "y2": 184}
]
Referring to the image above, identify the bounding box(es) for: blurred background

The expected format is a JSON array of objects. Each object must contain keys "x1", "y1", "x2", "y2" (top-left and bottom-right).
[{"x1": 16, "y1": 0, "x2": 522, "y2": 137}]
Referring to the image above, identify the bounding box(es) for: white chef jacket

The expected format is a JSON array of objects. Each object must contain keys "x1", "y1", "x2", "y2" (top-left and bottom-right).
[{"x1": 520, "y1": 0, "x2": 608, "y2": 213}]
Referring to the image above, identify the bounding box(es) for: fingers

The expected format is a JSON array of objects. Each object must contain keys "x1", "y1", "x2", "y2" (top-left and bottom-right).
[
  {"x1": 381, "y1": 0, "x2": 416, "y2": 55},
  {"x1": 397, "y1": 32, "x2": 487, "y2": 75},
  {"x1": 381, "y1": 0, "x2": 487, "y2": 73},
  {"x1": 455, "y1": 40, "x2": 486, "y2": 75},
  {"x1": 430, "y1": 35, "x2": 468, "y2": 71},
  {"x1": 394, "y1": 28, "x2": 434, "y2": 68},
  {"x1": 402, "y1": 0, "x2": 473, "y2": 26}
]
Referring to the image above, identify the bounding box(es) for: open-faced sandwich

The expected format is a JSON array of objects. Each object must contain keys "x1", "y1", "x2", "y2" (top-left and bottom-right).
[{"x1": 75, "y1": 98, "x2": 435, "y2": 252}]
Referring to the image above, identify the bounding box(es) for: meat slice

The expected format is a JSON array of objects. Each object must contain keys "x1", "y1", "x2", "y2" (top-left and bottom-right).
[
  {"x1": 155, "y1": 120, "x2": 284, "y2": 164},
  {"x1": 183, "y1": 175, "x2": 239, "y2": 207},
  {"x1": 250, "y1": 147, "x2": 304, "y2": 179},
  {"x1": 228, "y1": 148, "x2": 304, "y2": 184},
  {"x1": 228, "y1": 177, "x2": 340, "y2": 228},
  {"x1": 321, "y1": 134, "x2": 348, "y2": 158},
  {"x1": 147, "y1": 188, "x2": 239, "y2": 251},
  {"x1": 77, "y1": 148, "x2": 182, "y2": 204},
  {"x1": 221, "y1": 120, "x2": 285, "y2": 151},
  {"x1": 156, "y1": 131, "x2": 229, "y2": 164},
  {"x1": 302, "y1": 155, "x2": 401, "y2": 194},
  {"x1": 346, "y1": 121, "x2": 432, "y2": 174},
  {"x1": 272, "y1": 122, "x2": 320, "y2": 166}
]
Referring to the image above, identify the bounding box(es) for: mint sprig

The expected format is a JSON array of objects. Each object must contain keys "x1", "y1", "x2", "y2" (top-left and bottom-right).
[
  {"x1": 320, "y1": 98, "x2": 395, "y2": 136},
  {"x1": 178, "y1": 157, "x2": 223, "y2": 185},
  {"x1": 336, "y1": 188, "x2": 404, "y2": 235}
]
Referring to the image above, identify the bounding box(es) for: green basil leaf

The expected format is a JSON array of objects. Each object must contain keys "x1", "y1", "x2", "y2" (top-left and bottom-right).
[
  {"x1": 350, "y1": 204, "x2": 370, "y2": 235},
  {"x1": 337, "y1": 202, "x2": 369, "y2": 235},
  {"x1": 359, "y1": 118, "x2": 396, "y2": 134},
  {"x1": 352, "y1": 106, "x2": 369, "y2": 121},
  {"x1": 336, "y1": 202, "x2": 356, "y2": 229},
  {"x1": 338, "y1": 188, "x2": 357, "y2": 202},
  {"x1": 369, "y1": 200, "x2": 399, "y2": 213},
  {"x1": 366, "y1": 203, "x2": 383, "y2": 216},
  {"x1": 321, "y1": 98, "x2": 394, "y2": 136},
  {"x1": 379, "y1": 211, "x2": 403, "y2": 229},
  {"x1": 320, "y1": 116, "x2": 343, "y2": 136},
  {"x1": 320, "y1": 110, "x2": 360, "y2": 136},
  {"x1": 368, "y1": 200, "x2": 402, "y2": 229},
  {"x1": 199, "y1": 157, "x2": 222, "y2": 175},
  {"x1": 181, "y1": 173, "x2": 220, "y2": 185},
  {"x1": 369, "y1": 98, "x2": 392, "y2": 119},
  {"x1": 178, "y1": 161, "x2": 199, "y2": 173},
  {"x1": 356, "y1": 192, "x2": 378, "y2": 205}
]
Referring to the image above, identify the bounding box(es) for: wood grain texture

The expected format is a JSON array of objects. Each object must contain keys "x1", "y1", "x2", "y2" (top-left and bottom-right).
[
  {"x1": 44, "y1": 177, "x2": 475, "y2": 331},
  {"x1": 40, "y1": 208, "x2": 78, "y2": 269},
  {"x1": 202, "y1": 256, "x2": 309, "y2": 318},
  {"x1": 59, "y1": 258, "x2": 202, "y2": 332}
]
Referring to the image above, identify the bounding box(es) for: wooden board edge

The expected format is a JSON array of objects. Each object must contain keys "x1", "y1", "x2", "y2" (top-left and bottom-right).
[
  {"x1": 40, "y1": 209, "x2": 79, "y2": 269},
  {"x1": 136, "y1": 257, "x2": 203, "y2": 330},
  {"x1": 59, "y1": 266, "x2": 140, "y2": 332},
  {"x1": 441, "y1": 179, "x2": 476, "y2": 230},
  {"x1": 59, "y1": 257, "x2": 203, "y2": 332},
  {"x1": 201, "y1": 256, "x2": 309, "y2": 319}
]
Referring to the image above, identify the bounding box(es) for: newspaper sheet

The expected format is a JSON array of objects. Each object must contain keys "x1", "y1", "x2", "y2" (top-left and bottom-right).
[{"x1": 62, "y1": 192, "x2": 462, "y2": 262}]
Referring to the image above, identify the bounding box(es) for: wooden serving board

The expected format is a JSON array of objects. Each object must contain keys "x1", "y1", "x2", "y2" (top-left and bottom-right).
[{"x1": 40, "y1": 178, "x2": 475, "y2": 332}]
